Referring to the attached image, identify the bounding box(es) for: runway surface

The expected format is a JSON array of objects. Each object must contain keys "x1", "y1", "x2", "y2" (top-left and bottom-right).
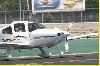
[{"x1": 0, "y1": 52, "x2": 98, "y2": 65}]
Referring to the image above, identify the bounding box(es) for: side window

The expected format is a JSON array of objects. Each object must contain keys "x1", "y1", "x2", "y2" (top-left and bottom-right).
[
  {"x1": 2, "y1": 26, "x2": 12, "y2": 34},
  {"x1": 28, "y1": 24, "x2": 33, "y2": 32},
  {"x1": 28, "y1": 23, "x2": 36, "y2": 32},
  {"x1": 14, "y1": 23, "x2": 25, "y2": 32}
]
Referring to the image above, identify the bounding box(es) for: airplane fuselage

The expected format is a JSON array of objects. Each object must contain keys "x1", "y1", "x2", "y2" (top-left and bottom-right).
[{"x1": 0, "y1": 21, "x2": 70, "y2": 49}]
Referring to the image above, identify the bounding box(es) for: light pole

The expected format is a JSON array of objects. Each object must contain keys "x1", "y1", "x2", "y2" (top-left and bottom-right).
[
  {"x1": 19, "y1": 0, "x2": 22, "y2": 21},
  {"x1": 42, "y1": 8, "x2": 44, "y2": 23},
  {"x1": 23, "y1": 10, "x2": 25, "y2": 21},
  {"x1": 27, "y1": 0, "x2": 29, "y2": 11}
]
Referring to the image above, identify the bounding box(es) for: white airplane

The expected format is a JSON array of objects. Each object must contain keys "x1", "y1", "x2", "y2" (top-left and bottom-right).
[{"x1": 0, "y1": 21, "x2": 73, "y2": 60}]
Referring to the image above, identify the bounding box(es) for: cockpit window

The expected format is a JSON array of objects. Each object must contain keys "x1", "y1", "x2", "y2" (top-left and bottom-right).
[
  {"x1": 28, "y1": 22, "x2": 45, "y2": 32},
  {"x1": 2, "y1": 26, "x2": 12, "y2": 34},
  {"x1": 14, "y1": 23, "x2": 25, "y2": 32}
]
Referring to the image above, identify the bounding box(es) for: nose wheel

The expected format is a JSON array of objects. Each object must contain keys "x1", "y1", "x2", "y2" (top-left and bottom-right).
[{"x1": 55, "y1": 37, "x2": 69, "y2": 58}]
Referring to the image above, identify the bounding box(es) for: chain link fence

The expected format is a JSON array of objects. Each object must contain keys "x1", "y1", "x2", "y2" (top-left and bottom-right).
[{"x1": 0, "y1": 8, "x2": 98, "y2": 24}]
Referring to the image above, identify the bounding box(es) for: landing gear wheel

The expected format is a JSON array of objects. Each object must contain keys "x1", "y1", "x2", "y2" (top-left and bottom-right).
[
  {"x1": 38, "y1": 53, "x2": 50, "y2": 58},
  {"x1": 38, "y1": 47, "x2": 51, "y2": 58},
  {"x1": 59, "y1": 51, "x2": 65, "y2": 58}
]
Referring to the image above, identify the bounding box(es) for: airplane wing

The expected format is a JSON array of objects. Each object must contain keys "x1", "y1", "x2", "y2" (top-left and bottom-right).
[
  {"x1": 0, "y1": 42, "x2": 24, "y2": 45},
  {"x1": 0, "y1": 42, "x2": 25, "y2": 48}
]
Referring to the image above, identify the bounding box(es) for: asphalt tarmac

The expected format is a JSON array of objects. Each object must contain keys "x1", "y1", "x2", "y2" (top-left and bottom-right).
[{"x1": 0, "y1": 52, "x2": 98, "y2": 65}]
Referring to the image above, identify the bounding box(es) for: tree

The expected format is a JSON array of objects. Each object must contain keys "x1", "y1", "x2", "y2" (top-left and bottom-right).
[
  {"x1": 86, "y1": 0, "x2": 98, "y2": 8},
  {"x1": 0, "y1": 0, "x2": 27, "y2": 11}
]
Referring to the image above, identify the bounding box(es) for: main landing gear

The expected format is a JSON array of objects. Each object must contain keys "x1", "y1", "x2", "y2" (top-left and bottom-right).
[{"x1": 38, "y1": 47, "x2": 51, "y2": 58}]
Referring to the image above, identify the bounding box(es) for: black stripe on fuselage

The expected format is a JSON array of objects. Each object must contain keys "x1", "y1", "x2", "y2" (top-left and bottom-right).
[{"x1": 33, "y1": 36, "x2": 55, "y2": 39}]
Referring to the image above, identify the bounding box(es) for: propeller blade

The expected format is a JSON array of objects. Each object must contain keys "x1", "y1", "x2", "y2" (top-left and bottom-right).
[
  {"x1": 65, "y1": 42, "x2": 69, "y2": 53},
  {"x1": 67, "y1": 22, "x2": 74, "y2": 31}
]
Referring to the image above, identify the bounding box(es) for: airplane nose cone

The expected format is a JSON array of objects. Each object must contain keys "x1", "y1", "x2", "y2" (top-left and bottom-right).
[{"x1": 62, "y1": 31, "x2": 71, "y2": 37}]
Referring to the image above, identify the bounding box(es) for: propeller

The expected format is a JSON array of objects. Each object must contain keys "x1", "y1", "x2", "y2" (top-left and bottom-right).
[{"x1": 67, "y1": 22, "x2": 73, "y2": 32}]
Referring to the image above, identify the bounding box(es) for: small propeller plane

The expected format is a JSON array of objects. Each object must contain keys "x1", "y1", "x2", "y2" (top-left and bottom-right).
[{"x1": 0, "y1": 21, "x2": 73, "y2": 60}]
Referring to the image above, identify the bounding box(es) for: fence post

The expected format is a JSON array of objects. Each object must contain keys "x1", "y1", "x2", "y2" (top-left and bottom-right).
[
  {"x1": 5, "y1": 10, "x2": 6, "y2": 24},
  {"x1": 81, "y1": 11, "x2": 83, "y2": 22},
  {"x1": 23, "y1": 10, "x2": 24, "y2": 21},
  {"x1": 61, "y1": 11, "x2": 64, "y2": 23}
]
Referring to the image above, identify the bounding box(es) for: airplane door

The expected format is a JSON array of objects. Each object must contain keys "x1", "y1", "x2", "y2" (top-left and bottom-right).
[{"x1": 12, "y1": 23, "x2": 29, "y2": 37}]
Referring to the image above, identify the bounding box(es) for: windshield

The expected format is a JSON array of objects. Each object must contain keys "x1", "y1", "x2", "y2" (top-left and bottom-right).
[{"x1": 28, "y1": 22, "x2": 45, "y2": 32}]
